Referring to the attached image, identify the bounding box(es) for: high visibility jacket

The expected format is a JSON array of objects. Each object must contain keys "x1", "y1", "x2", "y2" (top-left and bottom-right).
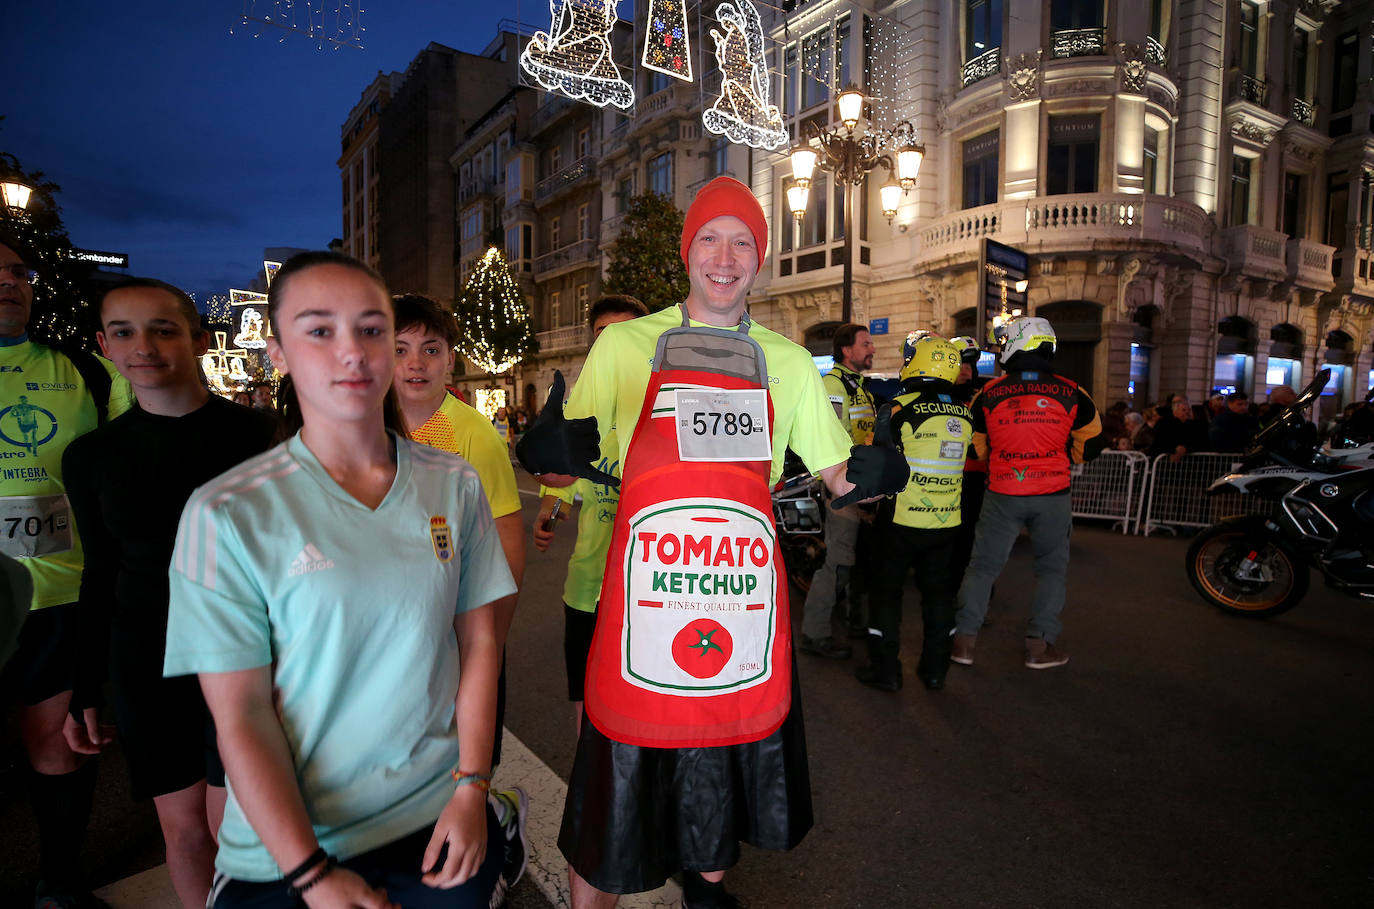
[
  {"x1": 824, "y1": 364, "x2": 875, "y2": 445},
  {"x1": 890, "y1": 384, "x2": 971, "y2": 529}
]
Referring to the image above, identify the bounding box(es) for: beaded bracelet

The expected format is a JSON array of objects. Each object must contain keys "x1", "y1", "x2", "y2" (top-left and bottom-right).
[
  {"x1": 286, "y1": 855, "x2": 337, "y2": 897},
  {"x1": 451, "y1": 768, "x2": 492, "y2": 791},
  {"x1": 282, "y1": 847, "x2": 327, "y2": 886}
]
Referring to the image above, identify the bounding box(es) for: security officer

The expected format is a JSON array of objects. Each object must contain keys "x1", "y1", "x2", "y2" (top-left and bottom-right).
[
  {"x1": 858, "y1": 337, "x2": 970, "y2": 692},
  {"x1": 799, "y1": 322, "x2": 875, "y2": 660}
]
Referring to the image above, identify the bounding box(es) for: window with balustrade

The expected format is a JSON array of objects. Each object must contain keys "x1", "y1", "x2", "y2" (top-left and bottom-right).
[
  {"x1": 550, "y1": 216, "x2": 561, "y2": 250},
  {"x1": 1147, "y1": 0, "x2": 1170, "y2": 65},
  {"x1": 549, "y1": 291, "x2": 561, "y2": 328},
  {"x1": 1291, "y1": 26, "x2": 1314, "y2": 125},
  {"x1": 617, "y1": 175, "x2": 634, "y2": 214},
  {"x1": 576, "y1": 284, "x2": 589, "y2": 322},
  {"x1": 648, "y1": 152, "x2": 673, "y2": 197},
  {"x1": 1143, "y1": 125, "x2": 1163, "y2": 195},
  {"x1": 1050, "y1": 0, "x2": 1104, "y2": 58},
  {"x1": 962, "y1": 130, "x2": 999, "y2": 209},
  {"x1": 963, "y1": 0, "x2": 1002, "y2": 86},
  {"x1": 578, "y1": 204, "x2": 589, "y2": 241},
  {"x1": 550, "y1": 144, "x2": 563, "y2": 176},
  {"x1": 506, "y1": 222, "x2": 533, "y2": 273},
  {"x1": 578, "y1": 128, "x2": 590, "y2": 160},
  {"x1": 1046, "y1": 114, "x2": 1099, "y2": 195}
]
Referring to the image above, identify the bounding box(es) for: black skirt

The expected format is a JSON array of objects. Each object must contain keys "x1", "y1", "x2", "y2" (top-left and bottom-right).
[{"x1": 558, "y1": 667, "x2": 813, "y2": 894}]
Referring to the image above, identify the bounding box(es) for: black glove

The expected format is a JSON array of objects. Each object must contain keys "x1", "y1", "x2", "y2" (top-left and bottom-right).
[
  {"x1": 831, "y1": 404, "x2": 908, "y2": 509},
  {"x1": 515, "y1": 370, "x2": 620, "y2": 488}
]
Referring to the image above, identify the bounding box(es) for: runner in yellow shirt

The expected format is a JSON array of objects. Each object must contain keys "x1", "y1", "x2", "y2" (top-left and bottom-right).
[{"x1": 533, "y1": 295, "x2": 648, "y2": 735}]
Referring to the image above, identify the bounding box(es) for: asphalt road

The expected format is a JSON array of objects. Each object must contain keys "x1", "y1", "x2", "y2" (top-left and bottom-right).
[{"x1": 3, "y1": 472, "x2": 1372, "y2": 907}]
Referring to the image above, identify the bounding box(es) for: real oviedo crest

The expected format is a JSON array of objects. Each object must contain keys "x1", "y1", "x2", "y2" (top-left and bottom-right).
[
  {"x1": 430, "y1": 515, "x2": 454, "y2": 562},
  {"x1": 622, "y1": 497, "x2": 776, "y2": 696}
]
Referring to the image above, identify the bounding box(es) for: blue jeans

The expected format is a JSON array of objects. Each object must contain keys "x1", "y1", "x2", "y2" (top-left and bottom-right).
[{"x1": 955, "y1": 491, "x2": 1072, "y2": 643}]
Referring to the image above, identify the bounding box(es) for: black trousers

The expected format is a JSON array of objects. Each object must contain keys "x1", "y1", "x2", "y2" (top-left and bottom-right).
[{"x1": 866, "y1": 523, "x2": 959, "y2": 682}]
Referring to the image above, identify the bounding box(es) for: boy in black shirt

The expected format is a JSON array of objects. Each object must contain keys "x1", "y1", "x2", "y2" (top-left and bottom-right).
[{"x1": 62, "y1": 278, "x2": 276, "y2": 908}]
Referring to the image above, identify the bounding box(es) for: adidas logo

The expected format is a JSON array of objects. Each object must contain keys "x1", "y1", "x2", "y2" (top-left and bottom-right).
[{"x1": 288, "y1": 543, "x2": 335, "y2": 576}]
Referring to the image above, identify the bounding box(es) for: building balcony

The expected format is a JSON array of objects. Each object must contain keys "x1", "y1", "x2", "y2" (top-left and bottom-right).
[
  {"x1": 1219, "y1": 224, "x2": 1288, "y2": 283},
  {"x1": 1290, "y1": 97, "x2": 1316, "y2": 128},
  {"x1": 532, "y1": 238, "x2": 599, "y2": 281},
  {"x1": 1236, "y1": 74, "x2": 1268, "y2": 106},
  {"x1": 916, "y1": 194, "x2": 1210, "y2": 269},
  {"x1": 536, "y1": 324, "x2": 589, "y2": 354},
  {"x1": 1051, "y1": 27, "x2": 1107, "y2": 59},
  {"x1": 535, "y1": 155, "x2": 596, "y2": 204},
  {"x1": 531, "y1": 93, "x2": 576, "y2": 133},
  {"x1": 458, "y1": 178, "x2": 497, "y2": 206},
  {"x1": 1146, "y1": 36, "x2": 1167, "y2": 66},
  {"x1": 961, "y1": 48, "x2": 1001, "y2": 88},
  {"x1": 1286, "y1": 238, "x2": 1336, "y2": 293}
]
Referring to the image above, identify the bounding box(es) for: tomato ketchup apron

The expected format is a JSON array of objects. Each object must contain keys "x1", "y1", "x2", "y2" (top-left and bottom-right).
[{"x1": 585, "y1": 307, "x2": 790, "y2": 749}]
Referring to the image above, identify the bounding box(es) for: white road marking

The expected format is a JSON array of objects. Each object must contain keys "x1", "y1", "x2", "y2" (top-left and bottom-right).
[{"x1": 94, "y1": 730, "x2": 682, "y2": 909}]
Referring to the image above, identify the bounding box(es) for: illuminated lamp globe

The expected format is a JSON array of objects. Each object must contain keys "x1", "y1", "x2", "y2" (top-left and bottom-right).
[
  {"x1": 789, "y1": 146, "x2": 818, "y2": 188},
  {"x1": 879, "y1": 181, "x2": 902, "y2": 223},
  {"x1": 1, "y1": 180, "x2": 33, "y2": 215},
  {"x1": 837, "y1": 86, "x2": 866, "y2": 131},
  {"x1": 786, "y1": 184, "x2": 810, "y2": 223},
  {"x1": 896, "y1": 144, "x2": 925, "y2": 190}
]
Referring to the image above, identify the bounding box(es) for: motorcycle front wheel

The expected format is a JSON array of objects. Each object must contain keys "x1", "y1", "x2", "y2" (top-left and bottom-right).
[{"x1": 1186, "y1": 525, "x2": 1309, "y2": 618}]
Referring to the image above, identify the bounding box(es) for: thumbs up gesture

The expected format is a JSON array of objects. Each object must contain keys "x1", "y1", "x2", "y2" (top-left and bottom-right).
[
  {"x1": 830, "y1": 404, "x2": 909, "y2": 509},
  {"x1": 515, "y1": 371, "x2": 620, "y2": 488}
]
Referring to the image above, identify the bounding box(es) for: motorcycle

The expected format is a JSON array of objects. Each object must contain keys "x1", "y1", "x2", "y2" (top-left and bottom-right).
[
  {"x1": 772, "y1": 450, "x2": 826, "y2": 594},
  {"x1": 1185, "y1": 369, "x2": 1374, "y2": 617}
]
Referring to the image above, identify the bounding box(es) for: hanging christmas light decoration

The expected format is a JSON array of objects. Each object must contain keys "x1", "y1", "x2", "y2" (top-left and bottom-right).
[
  {"x1": 233, "y1": 0, "x2": 365, "y2": 51},
  {"x1": 264, "y1": 260, "x2": 282, "y2": 286},
  {"x1": 233, "y1": 307, "x2": 269, "y2": 350},
  {"x1": 703, "y1": 0, "x2": 788, "y2": 150},
  {"x1": 202, "y1": 332, "x2": 250, "y2": 395},
  {"x1": 521, "y1": 0, "x2": 634, "y2": 110},
  {"x1": 642, "y1": 0, "x2": 693, "y2": 83}
]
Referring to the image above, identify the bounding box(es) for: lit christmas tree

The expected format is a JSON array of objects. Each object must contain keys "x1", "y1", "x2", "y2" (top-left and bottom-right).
[{"x1": 455, "y1": 246, "x2": 538, "y2": 374}]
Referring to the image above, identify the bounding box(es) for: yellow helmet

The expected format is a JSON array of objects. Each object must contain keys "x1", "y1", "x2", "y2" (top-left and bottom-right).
[{"x1": 900, "y1": 337, "x2": 961, "y2": 384}]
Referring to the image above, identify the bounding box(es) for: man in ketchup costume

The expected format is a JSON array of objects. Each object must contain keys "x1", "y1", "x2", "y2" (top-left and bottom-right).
[{"x1": 517, "y1": 177, "x2": 909, "y2": 909}]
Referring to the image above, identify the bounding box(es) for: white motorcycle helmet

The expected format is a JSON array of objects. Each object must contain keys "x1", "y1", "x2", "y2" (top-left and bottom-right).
[{"x1": 999, "y1": 316, "x2": 1057, "y2": 364}]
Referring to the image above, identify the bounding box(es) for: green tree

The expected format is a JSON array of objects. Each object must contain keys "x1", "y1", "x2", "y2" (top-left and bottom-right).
[
  {"x1": 605, "y1": 192, "x2": 689, "y2": 312},
  {"x1": 454, "y1": 246, "x2": 538, "y2": 374},
  {"x1": 0, "y1": 149, "x2": 100, "y2": 349}
]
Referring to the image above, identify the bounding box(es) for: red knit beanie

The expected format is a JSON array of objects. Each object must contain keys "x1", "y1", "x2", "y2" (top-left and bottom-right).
[{"x1": 679, "y1": 176, "x2": 769, "y2": 274}]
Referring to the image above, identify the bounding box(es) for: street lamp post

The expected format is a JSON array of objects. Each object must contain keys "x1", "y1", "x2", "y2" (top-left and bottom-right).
[{"x1": 787, "y1": 86, "x2": 924, "y2": 325}]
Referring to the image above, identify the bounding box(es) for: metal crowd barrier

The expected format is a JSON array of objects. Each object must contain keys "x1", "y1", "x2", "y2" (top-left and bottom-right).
[
  {"x1": 1069, "y1": 450, "x2": 1149, "y2": 534},
  {"x1": 1135, "y1": 452, "x2": 1275, "y2": 536}
]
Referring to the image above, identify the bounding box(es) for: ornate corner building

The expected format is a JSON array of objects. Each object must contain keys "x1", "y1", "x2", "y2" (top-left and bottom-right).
[
  {"x1": 745, "y1": 0, "x2": 1372, "y2": 421},
  {"x1": 342, "y1": 0, "x2": 1374, "y2": 421}
]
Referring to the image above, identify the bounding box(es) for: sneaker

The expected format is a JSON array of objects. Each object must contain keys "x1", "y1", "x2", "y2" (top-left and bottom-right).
[
  {"x1": 951, "y1": 633, "x2": 977, "y2": 666},
  {"x1": 1024, "y1": 638, "x2": 1069, "y2": 669},
  {"x1": 489, "y1": 787, "x2": 530, "y2": 898},
  {"x1": 800, "y1": 635, "x2": 852, "y2": 660},
  {"x1": 682, "y1": 870, "x2": 748, "y2": 909}
]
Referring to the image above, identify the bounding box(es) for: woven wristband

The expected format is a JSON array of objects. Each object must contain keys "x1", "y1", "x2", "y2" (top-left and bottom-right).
[
  {"x1": 283, "y1": 847, "x2": 327, "y2": 885},
  {"x1": 287, "y1": 855, "x2": 338, "y2": 897},
  {"x1": 451, "y1": 768, "x2": 492, "y2": 791}
]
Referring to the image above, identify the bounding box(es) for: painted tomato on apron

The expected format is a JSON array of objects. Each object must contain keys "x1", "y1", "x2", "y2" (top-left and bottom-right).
[{"x1": 584, "y1": 310, "x2": 792, "y2": 748}]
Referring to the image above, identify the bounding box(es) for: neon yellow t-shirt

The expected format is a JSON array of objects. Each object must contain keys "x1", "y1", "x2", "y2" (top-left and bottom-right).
[
  {"x1": 540, "y1": 425, "x2": 620, "y2": 613},
  {"x1": 564, "y1": 305, "x2": 851, "y2": 488},
  {"x1": 0, "y1": 340, "x2": 133, "y2": 609},
  {"x1": 410, "y1": 393, "x2": 521, "y2": 519}
]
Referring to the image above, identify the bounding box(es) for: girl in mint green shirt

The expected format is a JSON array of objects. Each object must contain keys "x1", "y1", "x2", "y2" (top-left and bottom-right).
[{"x1": 165, "y1": 253, "x2": 514, "y2": 908}]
